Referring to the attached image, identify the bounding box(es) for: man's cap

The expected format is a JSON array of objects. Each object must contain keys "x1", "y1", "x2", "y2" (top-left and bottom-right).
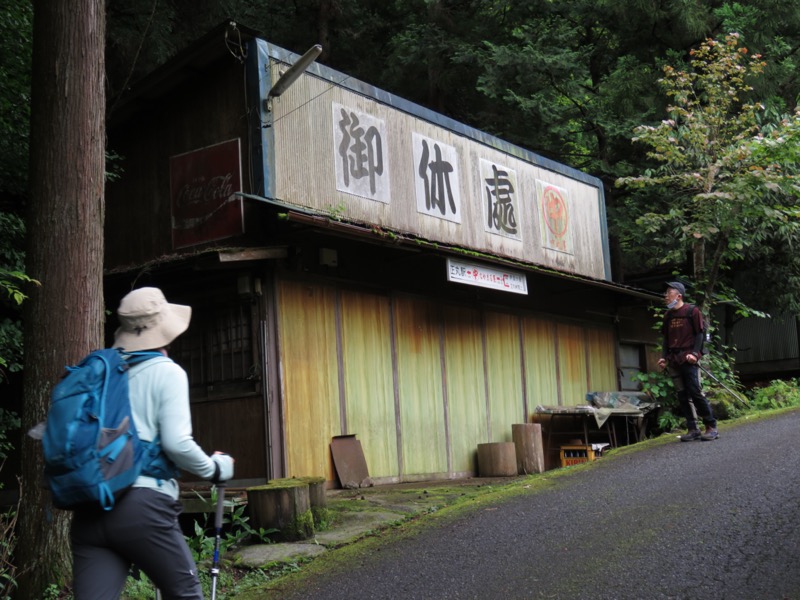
[{"x1": 665, "y1": 281, "x2": 685, "y2": 296}]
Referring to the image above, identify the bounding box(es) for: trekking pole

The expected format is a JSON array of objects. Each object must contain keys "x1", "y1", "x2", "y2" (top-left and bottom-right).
[
  {"x1": 697, "y1": 363, "x2": 750, "y2": 407},
  {"x1": 210, "y1": 484, "x2": 226, "y2": 600}
]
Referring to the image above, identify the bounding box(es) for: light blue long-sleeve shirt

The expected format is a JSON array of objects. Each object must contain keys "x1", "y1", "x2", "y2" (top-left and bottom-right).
[{"x1": 127, "y1": 356, "x2": 226, "y2": 499}]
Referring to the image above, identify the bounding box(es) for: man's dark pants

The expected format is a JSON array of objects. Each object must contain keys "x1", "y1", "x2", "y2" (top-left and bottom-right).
[{"x1": 668, "y1": 362, "x2": 717, "y2": 431}]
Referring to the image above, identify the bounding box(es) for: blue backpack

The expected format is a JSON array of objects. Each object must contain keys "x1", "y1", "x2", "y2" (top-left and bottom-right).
[{"x1": 43, "y1": 348, "x2": 179, "y2": 511}]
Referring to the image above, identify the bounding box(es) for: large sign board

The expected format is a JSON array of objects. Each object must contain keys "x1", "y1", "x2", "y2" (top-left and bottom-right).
[
  {"x1": 169, "y1": 138, "x2": 243, "y2": 249},
  {"x1": 259, "y1": 41, "x2": 609, "y2": 280}
]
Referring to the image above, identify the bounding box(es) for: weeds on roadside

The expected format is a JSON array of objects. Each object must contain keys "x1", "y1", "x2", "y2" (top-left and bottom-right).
[
  {"x1": 0, "y1": 489, "x2": 19, "y2": 600},
  {"x1": 184, "y1": 486, "x2": 277, "y2": 565},
  {"x1": 750, "y1": 378, "x2": 800, "y2": 410}
]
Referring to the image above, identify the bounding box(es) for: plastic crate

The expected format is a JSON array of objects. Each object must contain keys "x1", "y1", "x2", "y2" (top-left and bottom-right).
[{"x1": 560, "y1": 444, "x2": 596, "y2": 468}]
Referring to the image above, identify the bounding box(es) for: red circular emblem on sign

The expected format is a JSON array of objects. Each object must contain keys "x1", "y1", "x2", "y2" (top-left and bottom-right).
[{"x1": 542, "y1": 186, "x2": 568, "y2": 237}]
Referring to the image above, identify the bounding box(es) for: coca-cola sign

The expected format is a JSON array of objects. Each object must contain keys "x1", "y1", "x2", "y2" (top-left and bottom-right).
[{"x1": 170, "y1": 139, "x2": 243, "y2": 248}]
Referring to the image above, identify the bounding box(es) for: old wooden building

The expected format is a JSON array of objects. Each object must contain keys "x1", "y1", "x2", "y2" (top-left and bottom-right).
[{"x1": 104, "y1": 23, "x2": 657, "y2": 487}]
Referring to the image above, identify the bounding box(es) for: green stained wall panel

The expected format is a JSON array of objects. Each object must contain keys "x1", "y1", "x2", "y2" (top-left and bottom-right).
[
  {"x1": 340, "y1": 290, "x2": 398, "y2": 478},
  {"x1": 484, "y1": 311, "x2": 525, "y2": 442},
  {"x1": 556, "y1": 322, "x2": 589, "y2": 406},
  {"x1": 587, "y1": 327, "x2": 617, "y2": 391},
  {"x1": 442, "y1": 305, "x2": 488, "y2": 473},
  {"x1": 277, "y1": 280, "x2": 341, "y2": 479},
  {"x1": 522, "y1": 317, "x2": 559, "y2": 409},
  {"x1": 393, "y1": 296, "x2": 448, "y2": 475}
]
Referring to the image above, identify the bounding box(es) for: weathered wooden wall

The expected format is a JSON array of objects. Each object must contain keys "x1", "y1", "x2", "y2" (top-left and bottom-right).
[
  {"x1": 276, "y1": 277, "x2": 618, "y2": 485},
  {"x1": 105, "y1": 55, "x2": 256, "y2": 269}
]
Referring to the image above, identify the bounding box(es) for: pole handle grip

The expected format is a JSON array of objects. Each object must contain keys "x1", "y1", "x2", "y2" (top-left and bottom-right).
[{"x1": 214, "y1": 485, "x2": 226, "y2": 529}]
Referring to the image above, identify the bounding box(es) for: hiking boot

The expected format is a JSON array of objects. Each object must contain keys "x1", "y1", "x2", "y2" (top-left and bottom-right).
[
  {"x1": 701, "y1": 428, "x2": 719, "y2": 441},
  {"x1": 680, "y1": 430, "x2": 702, "y2": 442}
]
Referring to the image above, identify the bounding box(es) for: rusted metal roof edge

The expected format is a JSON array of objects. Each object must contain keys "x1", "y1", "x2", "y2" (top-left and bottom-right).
[{"x1": 235, "y1": 193, "x2": 656, "y2": 301}]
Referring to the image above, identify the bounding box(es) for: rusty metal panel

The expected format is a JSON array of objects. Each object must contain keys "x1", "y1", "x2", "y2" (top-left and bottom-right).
[
  {"x1": 339, "y1": 290, "x2": 398, "y2": 479},
  {"x1": 276, "y1": 280, "x2": 341, "y2": 480},
  {"x1": 393, "y1": 296, "x2": 448, "y2": 475},
  {"x1": 484, "y1": 311, "x2": 525, "y2": 442},
  {"x1": 556, "y1": 322, "x2": 589, "y2": 406},
  {"x1": 330, "y1": 435, "x2": 370, "y2": 488},
  {"x1": 442, "y1": 305, "x2": 488, "y2": 473},
  {"x1": 587, "y1": 327, "x2": 617, "y2": 391},
  {"x1": 265, "y1": 50, "x2": 609, "y2": 281},
  {"x1": 522, "y1": 317, "x2": 559, "y2": 410}
]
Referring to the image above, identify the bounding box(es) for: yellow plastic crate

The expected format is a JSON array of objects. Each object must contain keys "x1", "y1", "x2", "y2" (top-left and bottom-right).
[{"x1": 560, "y1": 444, "x2": 596, "y2": 468}]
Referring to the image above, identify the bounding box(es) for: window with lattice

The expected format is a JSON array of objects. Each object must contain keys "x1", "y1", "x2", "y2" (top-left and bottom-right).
[{"x1": 170, "y1": 300, "x2": 258, "y2": 399}]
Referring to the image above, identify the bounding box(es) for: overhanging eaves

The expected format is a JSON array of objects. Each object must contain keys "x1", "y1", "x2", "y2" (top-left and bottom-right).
[{"x1": 238, "y1": 192, "x2": 660, "y2": 302}]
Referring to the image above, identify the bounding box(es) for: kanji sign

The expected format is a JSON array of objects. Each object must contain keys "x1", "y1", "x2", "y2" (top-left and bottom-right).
[{"x1": 447, "y1": 258, "x2": 528, "y2": 295}]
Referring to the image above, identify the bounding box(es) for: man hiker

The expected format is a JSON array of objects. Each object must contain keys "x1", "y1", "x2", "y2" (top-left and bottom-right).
[{"x1": 656, "y1": 281, "x2": 719, "y2": 442}]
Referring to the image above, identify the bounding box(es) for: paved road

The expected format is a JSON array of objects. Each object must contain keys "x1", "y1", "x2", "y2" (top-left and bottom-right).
[{"x1": 281, "y1": 410, "x2": 800, "y2": 600}]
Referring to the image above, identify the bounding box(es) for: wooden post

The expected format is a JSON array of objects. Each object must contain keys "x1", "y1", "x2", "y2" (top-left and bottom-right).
[
  {"x1": 512, "y1": 423, "x2": 545, "y2": 474},
  {"x1": 477, "y1": 442, "x2": 517, "y2": 477},
  {"x1": 246, "y1": 480, "x2": 314, "y2": 541},
  {"x1": 270, "y1": 476, "x2": 328, "y2": 526}
]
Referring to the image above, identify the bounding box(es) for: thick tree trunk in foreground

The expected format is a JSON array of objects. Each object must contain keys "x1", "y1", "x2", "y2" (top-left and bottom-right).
[{"x1": 17, "y1": 0, "x2": 106, "y2": 597}]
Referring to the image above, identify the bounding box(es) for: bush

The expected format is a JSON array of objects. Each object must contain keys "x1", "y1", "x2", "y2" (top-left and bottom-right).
[{"x1": 750, "y1": 379, "x2": 800, "y2": 410}]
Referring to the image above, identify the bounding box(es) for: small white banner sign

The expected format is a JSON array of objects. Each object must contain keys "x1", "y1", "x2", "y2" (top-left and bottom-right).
[{"x1": 447, "y1": 258, "x2": 528, "y2": 295}]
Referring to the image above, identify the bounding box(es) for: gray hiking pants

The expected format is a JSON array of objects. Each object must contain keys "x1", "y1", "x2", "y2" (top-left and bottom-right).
[{"x1": 71, "y1": 487, "x2": 202, "y2": 600}]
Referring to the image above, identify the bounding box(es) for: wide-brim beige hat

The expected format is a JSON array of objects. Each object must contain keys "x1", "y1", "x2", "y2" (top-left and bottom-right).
[{"x1": 113, "y1": 287, "x2": 191, "y2": 352}]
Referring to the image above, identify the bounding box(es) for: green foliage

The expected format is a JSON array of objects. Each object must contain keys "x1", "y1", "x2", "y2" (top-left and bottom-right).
[
  {"x1": 617, "y1": 33, "x2": 800, "y2": 311},
  {"x1": 184, "y1": 487, "x2": 276, "y2": 565},
  {"x1": 0, "y1": 0, "x2": 32, "y2": 199},
  {"x1": 0, "y1": 502, "x2": 19, "y2": 600},
  {"x1": 0, "y1": 409, "x2": 20, "y2": 462},
  {"x1": 750, "y1": 378, "x2": 800, "y2": 410},
  {"x1": 657, "y1": 409, "x2": 683, "y2": 433},
  {"x1": 0, "y1": 212, "x2": 29, "y2": 384}
]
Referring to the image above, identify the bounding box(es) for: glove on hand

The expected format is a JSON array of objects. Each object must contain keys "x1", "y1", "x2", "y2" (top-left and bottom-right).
[{"x1": 210, "y1": 453, "x2": 234, "y2": 484}]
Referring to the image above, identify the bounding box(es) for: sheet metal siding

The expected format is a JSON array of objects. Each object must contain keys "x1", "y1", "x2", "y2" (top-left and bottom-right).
[
  {"x1": 255, "y1": 40, "x2": 604, "y2": 187},
  {"x1": 276, "y1": 282, "x2": 341, "y2": 478},
  {"x1": 522, "y1": 318, "x2": 560, "y2": 407},
  {"x1": 261, "y1": 50, "x2": 608, "y2": 280},
  {"x1": 587, "y1": 328, "x2": 618, "y2": 391},
  {"x1": 393, "y1": 296, "x2": 449, "y2": 475},
  {"x1": 733, "y1": 314, "x2": 799, "y2": 363},
  {"x1": 277, "y1": 279, "x2": 617, "y2": 482},
  {"x1": 556, "y1": 323, "x2": 590, "y2": 406},
  {"x1": 484, "y1": 311, "x2": 526, "y2": 443},
  {"x1": 442, "y1": 306, "x2": 489, "y2": 473},
  {"x1": 339, "y1": 290, "x2": 399, "y2": 478}
]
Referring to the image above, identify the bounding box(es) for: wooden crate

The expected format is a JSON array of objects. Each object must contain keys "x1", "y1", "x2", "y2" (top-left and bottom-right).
[{"x1": 560, "y1": 445, "x2": 596, "y2": 468}]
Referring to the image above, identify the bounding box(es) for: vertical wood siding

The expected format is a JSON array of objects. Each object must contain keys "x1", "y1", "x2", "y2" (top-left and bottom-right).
[
  {"x1": 277, "y1": 281, "x2": 341, "y2": 478},
  {"x1": 587, "y1": 327, "x2": 618, "y2": 391},
  {"x1": 522, "y1": 317, "x2": 560, "y2": 407},
  {"x1": 556, "y1": 323, "x2": 589, "y2": 406},
  {"x1": 276, "y1": 278, "x2": 617, "y2": 483},
  {"x1": 484, "y1": 311, "x2": 525, "y2": 442},
  {"x1": 441, "y1": 305, "x2": 488, "y2": 473},
  {"x1": 339, "y1": 290, "x2": 398, "y2": 478},
  {"x1": 393, "y1": 296, "x2": 449, "y2": 475}
]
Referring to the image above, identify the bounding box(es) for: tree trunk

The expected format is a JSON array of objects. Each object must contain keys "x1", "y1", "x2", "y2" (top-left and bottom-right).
[{"x1": 17, "y1": 0, "x2": 105, "y2": 597}]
